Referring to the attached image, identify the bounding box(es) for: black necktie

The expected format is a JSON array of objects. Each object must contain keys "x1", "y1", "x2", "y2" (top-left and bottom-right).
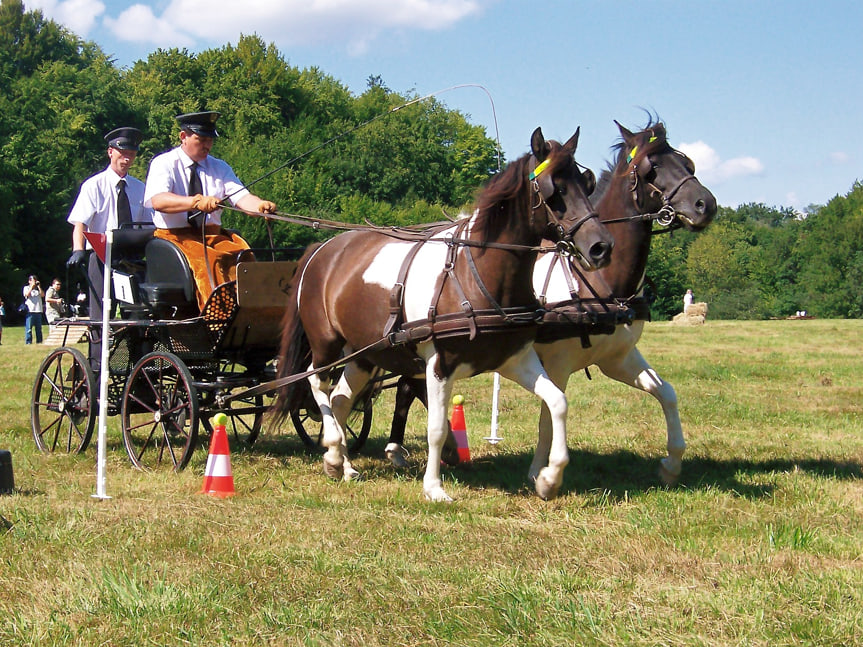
[
  {"x1": 187, "y1": 161, "x2": 203, "y2": 219},
  {"x1": 117, "y1": 179, "x2": 132, "y2": 227}
]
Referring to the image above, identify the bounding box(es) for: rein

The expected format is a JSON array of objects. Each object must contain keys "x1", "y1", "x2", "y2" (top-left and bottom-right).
[{"x1": 219, "y1": 203, "x2": 574, "y2": 256}]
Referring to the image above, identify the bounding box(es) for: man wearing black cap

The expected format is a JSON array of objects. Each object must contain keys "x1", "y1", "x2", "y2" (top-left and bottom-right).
[
  {"x1": 144, "y1": 111, "x2": 277, "y2": 311},
  {"x1": 67, "y1": 127, "x2": 153, "y2": 369}
]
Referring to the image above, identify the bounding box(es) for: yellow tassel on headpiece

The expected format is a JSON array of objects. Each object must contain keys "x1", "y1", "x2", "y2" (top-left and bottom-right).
[
  {"x1": 529, "y1": 158, "x2": 551, "y2": 180},
  {"x1": 626, "y1": 146, "x2": 638, "y2": 164}
]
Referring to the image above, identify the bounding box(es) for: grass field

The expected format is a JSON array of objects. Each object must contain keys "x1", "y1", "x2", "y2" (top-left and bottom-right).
[{"x1": 1, "y1": 319, "x2": 861, "y2": 646}]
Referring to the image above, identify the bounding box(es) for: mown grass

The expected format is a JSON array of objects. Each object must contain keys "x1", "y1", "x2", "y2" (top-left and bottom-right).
[{"x1": 0, "y1": 319, "x2": 861, "y2": 646}]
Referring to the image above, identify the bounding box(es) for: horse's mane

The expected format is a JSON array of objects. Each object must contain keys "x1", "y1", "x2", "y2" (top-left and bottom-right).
[
  {"x1": 472, "y1": 140, "x2": 568, "y2": 242},
  {"x1": 595, "y1": 115, "x2": 667, "y2": 201}
]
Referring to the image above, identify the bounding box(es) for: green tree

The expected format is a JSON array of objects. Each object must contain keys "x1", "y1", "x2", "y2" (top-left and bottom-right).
[
  {"x1": 0, "y1": 0, "x2": 129, "y2": 306},
  {"x1": 793, "y1": 182, "x2": 863, "y2": 317}
]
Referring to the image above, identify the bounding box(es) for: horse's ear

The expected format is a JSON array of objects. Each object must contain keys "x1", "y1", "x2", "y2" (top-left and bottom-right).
[
  {"x1": 562, "y1": 127, "x2": 580, "y2": 154},
  {"x1": 531, "y1": 127, "x2": 549, "y2": 160},
  {"x1": 615, "y1": 119, "x2": 635, "y2": 142}
]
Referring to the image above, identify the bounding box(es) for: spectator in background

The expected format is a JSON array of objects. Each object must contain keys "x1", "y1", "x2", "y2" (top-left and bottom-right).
[
  {"x1": 683, "y1": 288, "x2": 694, "y2": 314},
  {"x1": 45, "y1": 278, "x2": 64, "y2": 325},
  {"x1": 0, "y1": 297, "x2": 5, "y2": 345},
  {"x1": 22, "y1": 275, "x2": 44, "y2": 344}
]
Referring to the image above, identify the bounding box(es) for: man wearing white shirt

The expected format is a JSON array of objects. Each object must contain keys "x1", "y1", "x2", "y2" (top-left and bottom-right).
[
  {"x1": 143, "y1": 111, "x2": 276, "y2": 311},
  {"x1": 67, "y1": 126, "x2": 153, "y2": 369}
]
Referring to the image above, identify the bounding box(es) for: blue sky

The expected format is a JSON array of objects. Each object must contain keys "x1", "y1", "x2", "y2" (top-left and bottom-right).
[{"x1": 28, "y1": 0, "x2": 862, "y2": 212}]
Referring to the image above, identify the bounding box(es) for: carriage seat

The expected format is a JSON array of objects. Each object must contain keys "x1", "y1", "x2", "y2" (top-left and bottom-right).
[
  {"x1": 109, "y1": 227, "x2": 155, "y2": 319},
  {"x1": 139, "y1": 237, "x2": 199, "y2": 319}
]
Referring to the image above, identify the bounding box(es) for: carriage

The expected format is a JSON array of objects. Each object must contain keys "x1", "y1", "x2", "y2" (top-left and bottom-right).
[
  {"x1": 29, "y1": 227, "x2": 376, "y2": 470},
  {"x1": 29, "y1": 121, "x2": 714, "y2": 500}
]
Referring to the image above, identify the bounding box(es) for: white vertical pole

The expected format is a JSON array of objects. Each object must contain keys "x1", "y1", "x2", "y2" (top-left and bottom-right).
[
  {"x1": 485, "y1": 372, "x2": 503, "y2": 444},
  {"x1": 92, "y1": 230, "x2": 113, "y2": 500}
]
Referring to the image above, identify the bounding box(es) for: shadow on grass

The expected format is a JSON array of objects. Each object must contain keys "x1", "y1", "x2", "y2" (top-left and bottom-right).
[
  {"x1": 135, "y1": 427, "x2": 860, "y2": 502},
  {"x1": 333, "y1": 436, "x2": 863, "y2": 500}
]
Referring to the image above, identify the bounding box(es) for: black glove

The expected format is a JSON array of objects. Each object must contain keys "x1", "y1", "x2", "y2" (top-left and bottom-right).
[{"x1": 67, "y1": 250, "x2": 87, "y2": 268}]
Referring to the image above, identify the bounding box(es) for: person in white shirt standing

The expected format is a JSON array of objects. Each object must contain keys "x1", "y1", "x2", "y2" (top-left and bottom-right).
[
  {"x1": 22, "y1": 275, "x2": 44, "y2": 344},
  {"x1": 143, "y1": 111, "x2": 276, "y2": 312},
  {"x1": 66, "y1": 127, "x2": 153, "y2": 370}
]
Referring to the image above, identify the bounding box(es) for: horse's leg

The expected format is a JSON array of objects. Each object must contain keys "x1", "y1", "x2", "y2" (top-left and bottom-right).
[
  {"x1": 422, "y1": 367, "x2": 455, "y2": 502},
  {"x1": 527, "y1": 343, "x2": 574, "y2": 483},
  {"x1": 385, "y1": 377, "x2": 422, "y2": 468},
  {"x1": 499, "y1": 347, "x2": 569, "y2": 500},
  {"x1": 328, "y1": 363, "x2": 372, "y2": 481},
  {"x1": 596, "y1": 346, "x2": 685, "y2": 485},
  {"x1": 386, "y1": 377, "x2": 460, "y2": 468},
  {"x1": 307, "y1": 368, "x2": 344, "y2": 480}
]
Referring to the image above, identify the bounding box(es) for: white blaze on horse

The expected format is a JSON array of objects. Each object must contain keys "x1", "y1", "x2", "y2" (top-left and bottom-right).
[
  {"x1": 385, "y1": 120, "x2": 717, "y2": 487},
  {"x1": 273, "y1": 127, "x2": 613, "y2": 501}
]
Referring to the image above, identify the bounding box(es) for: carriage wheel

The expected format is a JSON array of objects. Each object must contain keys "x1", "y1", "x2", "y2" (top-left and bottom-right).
[
  {"x1": 121, "y1": 351, "x2": 199, "y2": 471},
  {"x1": 201, "y1": 393, "x2": 265, "y2": 446},
  {"x1": 291, "y1": 390, "x2": 374, "y2": 454},
  {"x1": 31, "y1": 347, "x2": 96, "y2": 454}
]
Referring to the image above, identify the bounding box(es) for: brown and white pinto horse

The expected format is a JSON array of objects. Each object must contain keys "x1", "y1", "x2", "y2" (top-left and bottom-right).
[
  {"x1": 527, "y1": 120, "x2": 716, "y2": 484},
  {"x1": 384, "y1": 120, "x2": 717, "y2": 486},
  {"x1": 274, "y1": 127, "x2": 614, "y2": 501}
]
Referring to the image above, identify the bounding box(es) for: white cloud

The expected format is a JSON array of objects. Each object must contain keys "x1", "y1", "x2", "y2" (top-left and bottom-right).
[
  {"x1": 101, "y1": 0, "x2": 482, "y2": 53},
  {"x1": 678, "y1": 140, "x2": 764, "y2": 184},
  {"x1": 829, "y1": 151, "x2": 849, "y2": 165},
  {"x1": 103, "y1": 4, "x2": 195, "y2": 49},
  {"x1": 28, "y1": 0, "x2": 106, "y2": 36}
]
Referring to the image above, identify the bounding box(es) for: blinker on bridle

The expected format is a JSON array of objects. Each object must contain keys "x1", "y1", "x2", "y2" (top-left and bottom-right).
[{"x1": 529, "y1": 154, "x2": 599, "y2": 250}]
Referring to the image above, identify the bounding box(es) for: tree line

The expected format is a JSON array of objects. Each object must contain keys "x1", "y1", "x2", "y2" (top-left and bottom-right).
[{"x1": 1, "y1": 0, "x2": 860, "y2": 322}]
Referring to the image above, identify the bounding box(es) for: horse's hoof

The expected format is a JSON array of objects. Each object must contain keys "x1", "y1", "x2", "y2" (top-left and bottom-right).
[
  {"x1": 343, "y1": 466, "x2": 361, "y2": 481},
  {"x1": 534, "y1": 470, "x2": 561, "y2": 500},
  {"x1": 322, "y1": 458, "x2": 343, "y2": 480},
  {"x1": 424, "y1": 486, "x2": 453, "y2": 503},
  {"x1": 385, "y1": 443, "x2": 410, "y2": 469},
  {"x1": 659, "y1": 460, "x2": 681, "y2": 486}
]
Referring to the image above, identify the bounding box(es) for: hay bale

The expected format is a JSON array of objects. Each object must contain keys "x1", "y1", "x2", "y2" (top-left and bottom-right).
[
  {"x1": 673, "y1": 302, "x2": 708, "y2": 325},
  {"x1": 673, "y1": 313, "x2": 706, "y2": 325},
  {"x1": 684, "y1": 302, "x2": 708, "y2": 317}
]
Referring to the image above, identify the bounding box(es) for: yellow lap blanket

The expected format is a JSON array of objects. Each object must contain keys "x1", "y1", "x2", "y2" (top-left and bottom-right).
[{"x1": 154, "y1": 226, "x2": 254, "y2": 311}]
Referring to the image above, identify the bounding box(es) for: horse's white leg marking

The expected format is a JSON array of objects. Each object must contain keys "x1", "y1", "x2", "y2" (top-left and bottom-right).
[
  {"x1": 422, "y1": 360, "x2": 455, "y2": 502},
  {"x1": 307, "y1": 368, "x2": 345, "y2": 480},
  {"x1": 328, "y1": 362, "x2": 372, "y2": 481},
  {"x1": 527, "y1": 350, "x2": 571, "y2": 482},
  {"x1": 498, "y1": 346, "x2": 569, "y2": 500},
  {"x1": 597, "y1": 346, "x2": 685, "y2": 484}
]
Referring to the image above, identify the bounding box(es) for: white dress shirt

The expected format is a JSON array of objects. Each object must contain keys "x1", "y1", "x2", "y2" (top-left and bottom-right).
[
  {"x1": 144, "y1": 146, "x2": 250, "y2": 229},
  {"x1": 67, "y1": 167, "x2": 152, "y2": 248}
]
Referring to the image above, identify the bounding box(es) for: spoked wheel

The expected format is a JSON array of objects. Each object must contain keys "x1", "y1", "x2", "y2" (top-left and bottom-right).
[
  {"x1": 121, "y1": 351, "x2": 199, "y2": 471},
  {"x1": 31, "y1": 347, "x2": 96, "y2": 454},
  {"x1": 202, "y1": 392, "x2": 265, "y2": 446},
  {"x1": 291, "y1": 385, "x2": 374, "y2": 454}
]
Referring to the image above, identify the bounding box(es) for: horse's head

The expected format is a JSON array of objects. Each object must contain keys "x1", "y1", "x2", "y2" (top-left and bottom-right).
[
  {"x1": 614, "y1": 120, "x2": 717, "y2": 231},
  {"x1": 529, "y1": 127, "x2": 614, "y2": 270}
]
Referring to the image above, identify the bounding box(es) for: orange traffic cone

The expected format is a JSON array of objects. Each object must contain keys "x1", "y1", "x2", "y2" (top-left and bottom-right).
[
  {"x1": 449, "y1": 395, "x2": 471, "y2": 463},
  {"x1": 200, "y1": 413, "x2": 235, "y2": 497}
]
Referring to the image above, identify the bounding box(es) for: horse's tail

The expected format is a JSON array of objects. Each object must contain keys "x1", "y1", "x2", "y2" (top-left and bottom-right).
[{"x1": 270, "y1": 244, "x2": 320, "y2": 426}]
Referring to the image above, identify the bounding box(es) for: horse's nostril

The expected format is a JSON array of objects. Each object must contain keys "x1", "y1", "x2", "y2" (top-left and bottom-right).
[
  {"x1": 590, "y1": 241, "x2": 612, "y2": 263},
  {"x1": 695, "y1": 199, "x2": 706, "y2": 214}
]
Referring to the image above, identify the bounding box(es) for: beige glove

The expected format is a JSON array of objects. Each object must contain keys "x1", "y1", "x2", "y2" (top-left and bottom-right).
[
  {"x1": 191, "y1": 195, "x2": 221, "y2": 213},
  {"x1": 258, "y1": 200, "x2": 277, "y2": 214}
]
